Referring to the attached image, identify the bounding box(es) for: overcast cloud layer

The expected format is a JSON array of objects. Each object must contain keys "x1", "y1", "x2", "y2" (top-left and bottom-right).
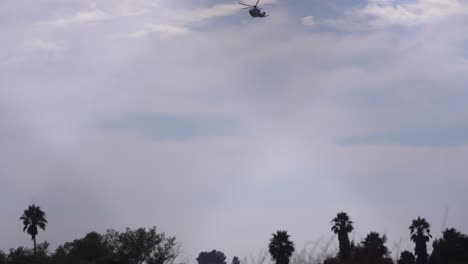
[{"x1": 2, "y1": 0, "x2": 468, "y2": 261}]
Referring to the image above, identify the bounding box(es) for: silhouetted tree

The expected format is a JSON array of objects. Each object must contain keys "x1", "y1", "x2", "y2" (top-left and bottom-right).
[
  {"x1": 0, "y1": 225, "x2": 180, "y2": 264},
  {"x1": 322, "y1": 257, "x2": 340, "y2": 264},
  {"x1": 362, "y1": 232, "x2": 390, "y2": 259},
  {"x1": 51, "y1": 246, "x2": 81, "y2": 264},
  {"x1": 268, "y1": 230, "x2": 295, "y2": 264},
  {"x1": 7, "y1": 242, "x2": 50, "y2": 264},
  {"x1": 398, "y1": 251, "x2": 416, "y2": 264},
  {"x1": 410, "y1": 217, "x2": 432, "y2": 264},
  {"x1": 196, "y1": 250, "x2": 227, "y2": 264},
  {"x1": 147, "y1": 234, "x2": 179, "y2": 264},
  {"x1": 6, "y1": 247, "x2": 34, "y2": 264},
  {"x1": 105, "y1": 227, "x2": 179, "y2": 264},
  {"x1": 0, "y1": 251, "x2": 6, "y2": 264},
  {"x1": 430, "y1": 228, "x2": 468, "y2": 264},
  {"x1": 19, "y1": 204, "x2": 48, "y2": 254},
  {"x1": 331, "y1": 212, "x2": 354, "y2": 261},
  {"x1": 62, "y1": 232, "x2": 113, "y2": 263},
  {"x1": 232, "y1": 256, "x2": 241, "y2": 264},
  {"x1": 352, "y1": 232, "x2": 392, "y2": 264},
  {"x1": 117, "y1": 227, "x2": 157, "y2": 263},
  {"x1": 50, "y1": 227, "x2": 178, "y2": 264}
]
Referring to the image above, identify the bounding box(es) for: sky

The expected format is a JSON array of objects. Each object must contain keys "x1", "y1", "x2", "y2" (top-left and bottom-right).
[{"x1": 1, "y1": 0, "x2": 468, "y2": 262}]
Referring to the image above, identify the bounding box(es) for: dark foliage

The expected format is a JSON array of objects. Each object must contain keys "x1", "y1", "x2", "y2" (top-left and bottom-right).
[
  {"x1": 350, "y1": 232, "x2": 392, "y2": 264},
  {"x1": 6, "y1": 206, "x2": 468, "y2": 264},
  {"x1": 429, "y1": 228, "x2": 468, "y2": 264},
  {"x1": 5, "y1": 242, "x2": 50, "y2": 264},
  {"x1": 51, "y1": 231, "x2": 113, "y2": 264},
  {"x1": 50, "y1": 227, "x2": 178, "y2": 264},
  {"x1": 322, "y1": 256, "x2": 340, "y2": 264},
  {"x1": 398, "y1": 251, "x2": 416, "y2": 264},
  {"x1": 232, "y1": 256, "x2": 241, "y2": 264},
  {"x1": 105, "y1": 227, "x2": 178, "y2": 264},
  {"x1": 196, "y1": 250, "x2": 227, "y2": 264}
]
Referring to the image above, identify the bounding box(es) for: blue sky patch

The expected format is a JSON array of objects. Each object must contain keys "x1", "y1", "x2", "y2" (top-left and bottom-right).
[
  {"x1": 337, "y1": 121, "x2": 468, "y2": 147},
  {"x1": 99, "y1": 113, "x2": 241, "y2": 141}
]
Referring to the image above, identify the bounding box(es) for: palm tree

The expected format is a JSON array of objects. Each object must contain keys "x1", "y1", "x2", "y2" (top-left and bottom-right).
[
  {"x1": 20, "y1": 204, "x2": 47, "y2": 254},
  {"x1": 409, "y1": 217, "x2": 431, "y2": 264},
  {"x1": 331, "y1": 212, "x2": 354, "y2": 261},
  {"x1": 268, "y1": 230, "x2": 295, "y2": 264}
]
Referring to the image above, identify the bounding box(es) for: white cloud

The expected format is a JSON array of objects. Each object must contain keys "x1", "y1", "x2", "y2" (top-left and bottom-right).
[
  {"x1": 39, "y1": 7, "x2": 111, "y2": 26},
  {"x1": 147, "y1": 24, "x2": 190, "y2": 35},
  {"x1": 179, "y1": 4, "x2": 241, "y2": 23},
  {"x1": 0, "y1": 38, "x2": 64, "y2": 67},
  {"x1": 180, "y1": 0, "x2": 276, "y2": 23},
  {"x1": 130, "y1": 3, "x2": 242, "y2": 37},
  {"x1": 37, "y1": 0, "x2": 155, "y2": 27},
  {"x1": 368, "y1": 0, "x2": 394, "y2": 4},
  {"x1": 359, "y1": 0, "x2": 468, "y2": 26},
  {"x1": 125, "y1": 24, "x2": 190, "y2": 38},
  {"x1": 114, "y1": 0, "x2": 153, "y2": 17},
  {"x1": 121, "y1": 0, "x2": 277, "y2": 38},
  {"x1": 302, "y1": 15, "x2": 315, "y2": 26},
  {"x1": 29, "y1": 39, "x2": 63, "y2": 52}
]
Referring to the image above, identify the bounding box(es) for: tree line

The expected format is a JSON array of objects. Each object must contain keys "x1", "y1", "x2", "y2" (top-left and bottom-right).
[{"x1": 1, "y1": 205, "x2": 467, "y2": 264}]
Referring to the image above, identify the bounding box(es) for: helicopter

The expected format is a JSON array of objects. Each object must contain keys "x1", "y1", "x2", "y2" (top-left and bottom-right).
[{"x1": 239, "y1": 0, "x2": 269, "y2": 18}]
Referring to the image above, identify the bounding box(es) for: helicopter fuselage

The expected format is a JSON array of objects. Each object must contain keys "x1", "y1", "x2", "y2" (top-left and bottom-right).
[
  {"x1": 249, "y1": 7, "x2": 267, "y2": 17},
  {"x1": 239, "y1": 1, "x2": 268, "y2": 18}
]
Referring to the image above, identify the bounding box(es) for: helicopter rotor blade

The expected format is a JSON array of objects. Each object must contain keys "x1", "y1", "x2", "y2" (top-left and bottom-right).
[
  {"x1": 255, "y1": 0, "x2": 260, "y2": 6},
  {"x1": 238, "y1": 2, "x2": 253, "y2": 7},
  {"x1": 241, "y1": 7, "x2": 251, "y2": 9}
]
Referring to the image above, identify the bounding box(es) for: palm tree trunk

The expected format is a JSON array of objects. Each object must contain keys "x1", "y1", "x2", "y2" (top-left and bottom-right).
[
  {"x1": 33, "y1": 235, "x2": 37, "y2": 255},
  {"x1": 338, "y1": 232, "x2": 350, "y2": 260}
]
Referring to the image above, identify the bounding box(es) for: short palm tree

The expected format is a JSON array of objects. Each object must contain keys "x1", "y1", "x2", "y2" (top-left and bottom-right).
[
  {"x1": 268, "y1": 230, "x2": 295, "y2": 264},
  {"x1": 331, "y1": 212, "x2": 354, "y2": 261},
  {"x1": 20, "y1": 204, "x2": 47, "y2": 254},
  {"x1": 409, "y1": 217, "x2": 431, "y2": 264}
]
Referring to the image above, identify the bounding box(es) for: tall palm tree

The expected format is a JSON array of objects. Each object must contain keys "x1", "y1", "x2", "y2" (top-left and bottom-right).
[
  {"x1": 409, "y1": 217, "x2": 431, "y2": 264},
  {"x1": 268, "y1": 230, "x2": 295, "y2": 264},
  {"x1": 20, "y1": 204, "x2": 47, "y2": 254},
  {"x1": 331, "y1": 212, "x2": 354, "y2": 261}
]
